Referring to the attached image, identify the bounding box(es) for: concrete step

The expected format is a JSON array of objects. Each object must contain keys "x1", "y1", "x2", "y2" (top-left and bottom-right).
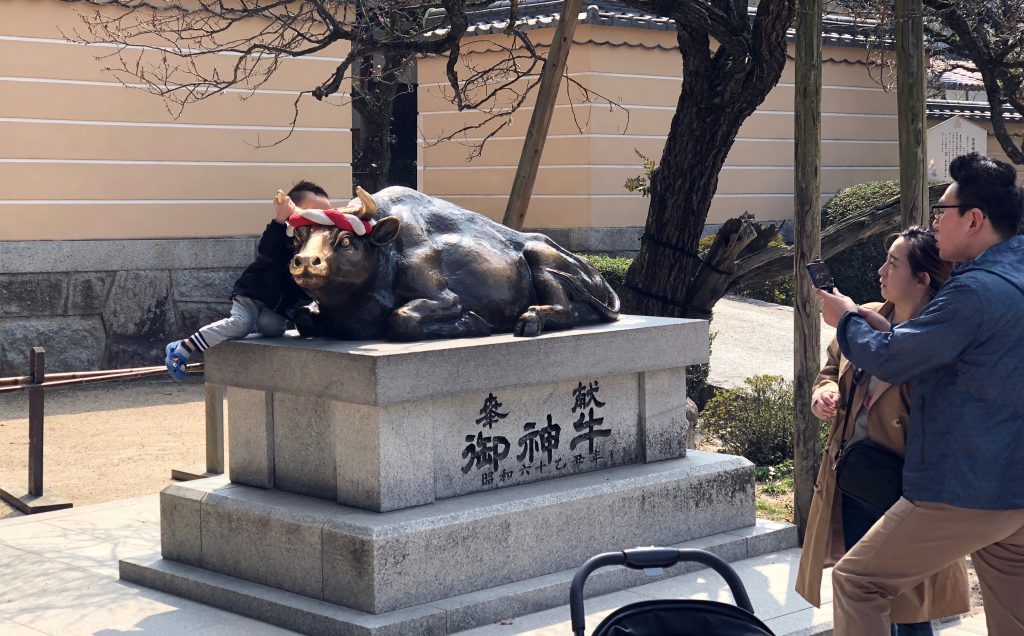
[
  {"x1": 120, "y1": 518, "x2": 797, "y2": 636},
  {"x1": 456, "y1": 548, "x2": 985, "y2": 636}
]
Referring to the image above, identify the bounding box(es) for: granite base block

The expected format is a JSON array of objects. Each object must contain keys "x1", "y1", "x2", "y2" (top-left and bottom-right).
[
  {"x1": 120, "y1": 555, "x2": 446, "y2": 636},
  {"x1": 159, "y1": 451, "x2": 755, "y2": 614},
  {"x1": 122, "y1": 518, "x2": 796, "y2": 635},
  {"x1": 214, "y1": 316, "x2": 708, "y2": 512}
]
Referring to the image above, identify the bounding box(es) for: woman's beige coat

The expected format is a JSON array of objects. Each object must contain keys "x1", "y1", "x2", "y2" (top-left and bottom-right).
[{"x1": 794, "y1": 302, "x2": 970, "y2": 623}]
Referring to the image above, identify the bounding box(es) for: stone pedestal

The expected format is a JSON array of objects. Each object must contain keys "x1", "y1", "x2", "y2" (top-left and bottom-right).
[
  {"x1": 211, "y1": 315, "x2": 705, "y2": 512},
  {"x1": 121, "y1": 316, "x2": 796, "y2": 634}
]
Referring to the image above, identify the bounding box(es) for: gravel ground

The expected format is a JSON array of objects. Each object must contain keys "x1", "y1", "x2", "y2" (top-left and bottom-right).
[{"x1": 0, "y1": 376, "x2": 208, "y2": 519}]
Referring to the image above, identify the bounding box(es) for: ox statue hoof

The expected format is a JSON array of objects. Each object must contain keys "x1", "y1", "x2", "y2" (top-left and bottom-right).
[
  {"x1": 293, "y1": 303, "x2": 323, "y2": 337},
  {"x1": 514, "y1": 311, "x2": 543, "y2": 337}
]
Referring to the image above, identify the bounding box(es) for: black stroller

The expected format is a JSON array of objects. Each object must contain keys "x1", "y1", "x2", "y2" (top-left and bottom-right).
[{"x1": 570, "y1": 547, "x2": 776, "y2": 636}]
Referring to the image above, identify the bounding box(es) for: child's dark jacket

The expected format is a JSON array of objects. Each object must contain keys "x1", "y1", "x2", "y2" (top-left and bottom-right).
[{"x1": 231, "y1": 221, "x2": 308, "y2": 317}]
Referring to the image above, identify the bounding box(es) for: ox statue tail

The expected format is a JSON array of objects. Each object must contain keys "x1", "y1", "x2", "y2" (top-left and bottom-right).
[{"x1": 544, "y1": 268, "x2": 620, "y2": 322}]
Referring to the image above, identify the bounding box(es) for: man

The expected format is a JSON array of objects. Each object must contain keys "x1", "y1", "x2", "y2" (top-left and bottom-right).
[{"x1": 817, "y1": 152, "x2": 1024, "y2": 635}]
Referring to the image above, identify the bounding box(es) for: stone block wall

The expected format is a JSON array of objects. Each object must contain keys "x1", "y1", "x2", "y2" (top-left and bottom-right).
[
  {"x1": 0, "y1": 231, "x2": 645, "y2": 378},
  {"x1": 0, "y1": 239, "x2": 256, "y2": 376}
]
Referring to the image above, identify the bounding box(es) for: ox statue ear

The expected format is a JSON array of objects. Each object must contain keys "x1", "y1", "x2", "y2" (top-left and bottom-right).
[{"x1": 369, "y1": 216, "x2": 400, "y2": 246}]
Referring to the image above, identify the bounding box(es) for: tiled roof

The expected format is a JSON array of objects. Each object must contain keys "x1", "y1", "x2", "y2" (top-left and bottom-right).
[
  {"x1": 927, "y1": 99, "x2": 1023, "y2": 122},
  {"x1": 939, "y1": 67, "x2": 984, "y2": 89},
  {"x1": 429, "y1": 2, "x2": 880, "y2": 48},
  {"x1": 930, "y1": 58, "x2": 984, "y2": 88}
]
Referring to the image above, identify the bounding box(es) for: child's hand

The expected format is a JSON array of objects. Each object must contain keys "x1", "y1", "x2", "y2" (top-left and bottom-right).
[
  {"x1": 164, "y1": 340, "x2": 191, "y2": 382},
  {"x1": 273, "y1": 190, "x2": 297, "y2": 224}
]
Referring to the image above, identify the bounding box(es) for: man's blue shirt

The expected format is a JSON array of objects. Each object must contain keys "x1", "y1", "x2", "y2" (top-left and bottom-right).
[{"x1": 837, "y1": 235, "x2": 1024, "y2": 509}]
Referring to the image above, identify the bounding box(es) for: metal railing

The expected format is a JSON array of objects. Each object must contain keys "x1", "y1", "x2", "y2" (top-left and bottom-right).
[{"x1": 0, "y1": 347, "x2": 218, "y2": 514}]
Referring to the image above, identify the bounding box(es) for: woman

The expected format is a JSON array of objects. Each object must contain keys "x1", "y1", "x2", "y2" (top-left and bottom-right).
[{"x1": 795, "y1": 227, "x2": 969, "y2": 634}]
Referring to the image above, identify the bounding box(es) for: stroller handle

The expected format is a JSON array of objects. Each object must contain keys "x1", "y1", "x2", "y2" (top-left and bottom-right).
[{"x1": 569, "y1": 547, "x2": 755, "y2": 635}]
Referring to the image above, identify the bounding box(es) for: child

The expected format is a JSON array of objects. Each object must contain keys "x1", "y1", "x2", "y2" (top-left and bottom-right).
[{"x1": 164, "y1": 181, "x2": 331, "y2": 380}]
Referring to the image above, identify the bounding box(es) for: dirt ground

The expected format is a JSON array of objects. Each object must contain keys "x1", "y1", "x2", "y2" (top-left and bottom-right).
[{"x1": 0, "y1": 376, "x2": 209, "y2": 520}]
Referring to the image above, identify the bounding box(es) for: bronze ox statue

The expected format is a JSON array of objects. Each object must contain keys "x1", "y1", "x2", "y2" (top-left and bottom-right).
[{"x1": 285, "y1": 186, "x2": 620, "y2": 341}]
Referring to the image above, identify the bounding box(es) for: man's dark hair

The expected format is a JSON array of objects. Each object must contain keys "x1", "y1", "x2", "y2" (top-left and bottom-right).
[
  {"x1": 287, "y1": 180, "x2": 329, "y2": 206},
  {"x1": 949, "y1": 152, "x2": 1024, "y2": 238}
]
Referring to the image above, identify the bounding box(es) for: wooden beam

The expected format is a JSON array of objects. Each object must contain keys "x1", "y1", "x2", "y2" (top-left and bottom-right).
[
  {"x1": 502, "y1": 0, "x2": 584, "y2": 230},
  {"x1": 896, "y1": 0, "x2": 928, "y2": 228},
  {"x1": 793, "y1": 0, "x2": 823, "y2": 543},
  {"x1": 732, "y1": 183, "x2": 947, "y2": 285}
]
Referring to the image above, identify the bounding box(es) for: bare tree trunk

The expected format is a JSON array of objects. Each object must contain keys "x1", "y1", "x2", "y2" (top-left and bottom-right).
[
  {"x1": 620, "y1": 2, "x2": 797, "y2": 319},
  {"x1": 352, "y1": 53, "x2": 408, "y2": 192},
  {"x1": 793, "y1": 0, "x2": 823, "y2": 544},
  {"x1": 896, "y1": 0, "x2": 928, "y2": 227}
]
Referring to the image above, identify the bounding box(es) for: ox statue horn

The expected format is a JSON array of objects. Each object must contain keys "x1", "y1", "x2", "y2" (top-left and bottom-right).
[{"x1": 355, "y1": 186, "x2": 378, "y2": 219}]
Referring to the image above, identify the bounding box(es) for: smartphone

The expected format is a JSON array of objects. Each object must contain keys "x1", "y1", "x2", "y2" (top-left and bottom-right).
[{"x1": 805, "y1": 258, "x2": 835, "y2": 293}]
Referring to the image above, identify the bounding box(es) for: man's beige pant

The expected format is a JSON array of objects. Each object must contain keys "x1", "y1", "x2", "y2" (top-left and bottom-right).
[{"x1": 832, "y1": 497, "x2": 1024, "y2": 635}]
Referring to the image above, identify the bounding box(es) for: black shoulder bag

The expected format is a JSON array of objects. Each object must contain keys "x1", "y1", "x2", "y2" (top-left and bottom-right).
[{"x1": 833, "y1": 368, "x2": 905, "y2": 510}]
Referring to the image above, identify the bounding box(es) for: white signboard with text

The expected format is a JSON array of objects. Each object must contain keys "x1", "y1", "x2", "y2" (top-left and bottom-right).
[{"x1": 927, "y1": 116, "x2": 988, "y2": 181}]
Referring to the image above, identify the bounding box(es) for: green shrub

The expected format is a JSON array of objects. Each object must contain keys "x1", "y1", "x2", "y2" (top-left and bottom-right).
[
  {"x1": 821, "y1": 180, "x2": 901, "y2": 304},
  {"x1": 700, "y1": 375, "x2": 795, "y2": 465},
  {"x1": 755, "y1": 459, "x2": 794, "y2": 495},
  {"x1": 580, "y1": 253, "x2": 630, "y2": 299},
  {"x1": 622, "y1": 149, "x2": 656, "y2": 198}
]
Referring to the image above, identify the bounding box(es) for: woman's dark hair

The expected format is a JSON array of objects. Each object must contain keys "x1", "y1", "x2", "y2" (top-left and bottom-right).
[
  {"x1": 885, "y1": 226, "x2": 952, "y2": 298},
  {"x1": 949, "y1": 152, "x2": 1024, "y2": 238}
]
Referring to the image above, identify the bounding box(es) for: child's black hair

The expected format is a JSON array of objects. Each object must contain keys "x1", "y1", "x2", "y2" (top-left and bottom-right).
[{"x1": 287, "y1": 180, "x2": 330, "y2": 205}]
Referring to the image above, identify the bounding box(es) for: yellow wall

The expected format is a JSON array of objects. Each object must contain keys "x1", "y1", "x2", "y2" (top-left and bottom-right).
[
  {"x1": 0, "y1": 0, "x2": 352, "y2": 241},
  {"x1": 418, "y1": 24, "x2": 900, "y2": 228}
]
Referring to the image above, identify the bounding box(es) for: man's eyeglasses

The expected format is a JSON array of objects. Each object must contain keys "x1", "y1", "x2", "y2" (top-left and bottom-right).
[{"x1": 930, "y1": 204, "x2": 965, "y2": 221}]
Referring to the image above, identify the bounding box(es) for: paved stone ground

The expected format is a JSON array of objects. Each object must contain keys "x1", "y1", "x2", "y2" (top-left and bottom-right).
[
  {"x1": 0, "y1": 496, "x2": 986, "y2": 635},
  {"x1": 708, "y1": 296, "x2": 837, "y2": 389}
]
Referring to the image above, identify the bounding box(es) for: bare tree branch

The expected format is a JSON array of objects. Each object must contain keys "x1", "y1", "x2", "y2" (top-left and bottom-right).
[
  {"x1": 60, "y1": 0, "x2": 625, "y2": 160},
  {"x1": 836, "y1": 0, "x2": 1024, "y2": 164}
]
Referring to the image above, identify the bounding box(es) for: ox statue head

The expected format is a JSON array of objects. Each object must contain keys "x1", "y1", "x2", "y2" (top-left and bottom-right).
[{"x1": 289, "y1": 187, "x2": 401, "y2": 294}]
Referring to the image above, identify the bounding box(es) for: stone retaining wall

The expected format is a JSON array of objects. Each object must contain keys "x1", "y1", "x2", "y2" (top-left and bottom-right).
[{"x1": 0, "y1": 239, "x2": 255, "y2": 376}]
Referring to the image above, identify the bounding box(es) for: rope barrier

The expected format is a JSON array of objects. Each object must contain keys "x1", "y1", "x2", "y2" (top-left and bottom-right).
[{"x1": 0, "y1": 363, "x2": 204, "y2": 395}]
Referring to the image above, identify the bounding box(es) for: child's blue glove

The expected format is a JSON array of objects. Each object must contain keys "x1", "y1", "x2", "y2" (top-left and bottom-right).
[{"x1": 164, "y1": 340, "x2": 191, "y2": 382}]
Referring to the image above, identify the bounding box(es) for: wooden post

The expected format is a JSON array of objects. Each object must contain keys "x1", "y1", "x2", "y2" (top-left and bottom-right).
[
  {"x1": 896, "y1": 0, "x2": 928, "y2": 228},
  {"x1": 793, "y1": 0, "x2": 823, "y2": 543},
  {"x1": 28, "y1": 347, "x2": 45, "y2": 496},
  {"x1": 501, "y1": 0, "x2": 583, "y2": 230},
  {"x1": 205, "y1": 383, "x2": 225, "y2": 475}
]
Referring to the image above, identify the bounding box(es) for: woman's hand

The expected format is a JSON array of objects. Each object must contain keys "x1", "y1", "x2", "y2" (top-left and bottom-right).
[{"x1": 811, "y1": 389, "x2": 840, "y2": 420}]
